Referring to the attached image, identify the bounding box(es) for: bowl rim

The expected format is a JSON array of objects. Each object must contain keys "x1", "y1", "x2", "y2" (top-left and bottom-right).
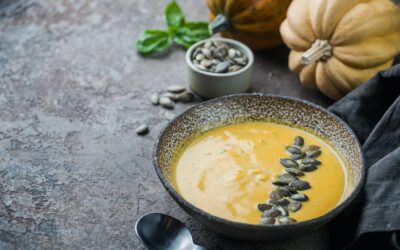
[
  {"x1": 185, "y1": 37, "x2": 254, "y2": 77},
  {"x1": 153, "y1": 93, "x2": 366, "y2": 230}
]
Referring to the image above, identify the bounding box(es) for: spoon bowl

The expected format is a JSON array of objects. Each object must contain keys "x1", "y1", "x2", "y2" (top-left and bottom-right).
[{"x1": 135, "y1": 213, "x2": 206, "y2": 250}]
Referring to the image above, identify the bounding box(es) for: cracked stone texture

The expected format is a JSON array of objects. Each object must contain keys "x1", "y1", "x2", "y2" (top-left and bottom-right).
[{"x1": 1, "y1": 0, "x2": 385, "y2": 249}]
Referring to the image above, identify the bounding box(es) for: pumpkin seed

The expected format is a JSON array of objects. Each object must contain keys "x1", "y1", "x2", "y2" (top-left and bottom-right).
[
  {"x1": 174, "y1": 91, "x2": 194, "y2": 103},
  {"x1": 300, "y1": 164, "x2": 317, "y2": 172},
  {"x1": 195, "y1": 54, "x2": 204, "y2": 61},
  {"x1": 270, "y1": 191, "x2": 282, "y2": 200},
  {"x1": 136, "y1": 124, "x2": 149, "y2": 135},
  {"x1": 287, "y1": 186, "x2": 298, "y2": 194},
  {"x1": 215, "y1": 61, "x2": 230, "y2": 73},
  {"x1": 149, "y1": 93, "x2": 159, "y2": 105},
  {"x1": 272, "y1": 180, "x2": 288, "y2": 186},
  {"x1": 276, "y1": 186, "x2": 292, "y2": 197},
  {"x1": 306, "y1": 150, "x2": 322, "y2": 158},
  {"x1": 270, "y1": 198, "x2": 290, "y2": 206},
  {"x1": 262, "y1": 208, "x2": 281, "y2": 218},
  {"x1": 260, "y1": 217, "x2": 275, "y2": 225},
  {"x1": 304, "y1": 145, "x2": 320, "y2": 151},
  {"x1": 284, "y1": 168, "x2": 305, "y2": 177},
  {"x1": 286, "y1": 146, "x2": 302, "y2": 154},
  {"x1": 201, "y1": 48, "x2": 211, "y2": 57},
  {"x1": 280, "y1": 158, "x2": 299, "y2": 168},
  {"x1": 287, "y1": 201, "x2": 302, "y2": 212},
  {"x1": 214, "y1": 47, "x2": 228, "y2": 59},
  {"x1": 195, "y1": 64, "x2": 207, "y2": 71},
  {"x1": 200, "y1": 59, "x2": 213, "y2": 68},
  {"x1": 167, "y1": 85, "x2": 186, "y2": 93},
  {"x1": 159, "y1": 96, "x2": 175, "y2": 109},
  {"x1": 294, "y1": 136, "x2": 304, "y2": 147},
  {"x1": 257, "y1": 203, "x2": 273, "y2": 212},
  {"x1": 289, "y1": 180, "x2": 311, "y2": 191},
  {"x1": 204, "y1": 41, "x2": 212, "y2": 49},
  {"x1": 291, "y1": 152, "x2": 306, "y2": 160},
  {"x1": 228, "y1": 48, "x2": 237, "y2": 58},
  {"x1": 234, "y1": 57, "x2": 247, "y2": 65},
  {"x1": 228, "y1": 65, "x2": 242, "y2": 72},
  {"x1": 275, "y1": 206, "x2": 288, "y2": 216},
  {"x1": 302, "y1": 158, "x2": 321, "y2": 165},
  {"x1": 160, "y1": 92, "x2": 178, "y2": 99},
  {"x1": 290, "y1": 193, "x2": 309, "y2": 202},
  {"x1": 164, "y1": 111, "x2": 176, "y2": 121},
  {"x1": 278, "y1": 173, "x2": 298, "y2": 184},
  {"x1": 278, "y1": 216, "x2": 297, "y2": 224}
]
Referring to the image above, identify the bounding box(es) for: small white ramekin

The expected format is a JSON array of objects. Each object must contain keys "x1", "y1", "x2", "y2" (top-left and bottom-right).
[{"x1": 186, "y1": 37, "x2": 254, "y2": 99}]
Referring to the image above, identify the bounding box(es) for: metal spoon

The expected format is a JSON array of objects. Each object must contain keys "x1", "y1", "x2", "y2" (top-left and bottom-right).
[{"x1": 135, "y1": 213, "x2": 207, "y2": 250}]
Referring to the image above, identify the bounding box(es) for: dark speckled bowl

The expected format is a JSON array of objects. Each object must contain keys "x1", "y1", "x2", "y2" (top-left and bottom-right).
[{"x1": 153, "y1": 94, "x2": 365, "y2": 241}]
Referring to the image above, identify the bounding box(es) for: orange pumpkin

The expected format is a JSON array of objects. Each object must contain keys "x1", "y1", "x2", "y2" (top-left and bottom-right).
[
  {"x1": 280, "y1": 0, "x2": 400, "y2": 100},
  {"x1": 207, "y1": 0, "x2": 292, "y2": 50}
]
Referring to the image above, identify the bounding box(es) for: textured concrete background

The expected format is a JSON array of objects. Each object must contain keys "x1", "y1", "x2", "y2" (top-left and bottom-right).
[{"x1": 0, "y1": 0, "x2": 360, "y2": 249}]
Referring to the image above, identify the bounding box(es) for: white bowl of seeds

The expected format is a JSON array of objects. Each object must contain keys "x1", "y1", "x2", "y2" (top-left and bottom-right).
[{"x1": 186, "y1": 38, "x2": 254, "y2": 99}]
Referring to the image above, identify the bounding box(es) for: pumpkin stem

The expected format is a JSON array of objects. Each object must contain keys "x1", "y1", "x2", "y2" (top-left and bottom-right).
[
  {"x1": 209, "y1": 14, "x2": 230, "y2": 34},
  {"x1": 301, "y1": 40, "x2": 332, "y2": 65}
]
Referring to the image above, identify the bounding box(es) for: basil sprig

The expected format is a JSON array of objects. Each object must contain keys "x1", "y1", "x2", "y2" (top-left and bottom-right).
[{"x1": 136, "y1": 1, "x2": 210, "y2": 55}]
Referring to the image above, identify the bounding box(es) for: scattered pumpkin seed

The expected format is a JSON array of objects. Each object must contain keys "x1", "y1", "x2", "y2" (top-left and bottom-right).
[
  {"x1": 149, "y1": 93, "x2": 159, "y2": 105},
  {"x1": 136, "y1": 124, "x2": 149, "y2": 135},
  {"x1": 159, "y1": 96, "x2": 175, "y2": 109},
  {"x1": 175, "y1": 91, "x2": 194, "y2": 103},
  {"x1": 167, "y1": 85, "x2": 186, "y2": 93},
  {"x1": 164, "y1": 111, "x2": 176, "y2": 121}
]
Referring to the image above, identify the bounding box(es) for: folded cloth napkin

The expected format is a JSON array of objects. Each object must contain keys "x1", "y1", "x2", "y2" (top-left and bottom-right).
[{"x1": 327, "y1": 64, "x2": 400, "y2": 249}]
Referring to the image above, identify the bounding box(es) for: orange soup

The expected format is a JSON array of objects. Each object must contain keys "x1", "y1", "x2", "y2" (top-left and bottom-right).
[{"x1": 172, "y1": 122, "x2": 346, "y2": 224}]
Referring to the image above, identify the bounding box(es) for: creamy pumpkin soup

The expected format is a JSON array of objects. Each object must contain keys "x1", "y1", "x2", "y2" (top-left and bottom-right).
[{"x1": 172, "y1": 122, "x2": 346, "y2": 225}]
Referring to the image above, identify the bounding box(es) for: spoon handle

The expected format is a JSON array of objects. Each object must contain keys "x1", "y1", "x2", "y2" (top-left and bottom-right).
[{"x1": 193, "y1": 244, "x2": 207, "y2": 250}]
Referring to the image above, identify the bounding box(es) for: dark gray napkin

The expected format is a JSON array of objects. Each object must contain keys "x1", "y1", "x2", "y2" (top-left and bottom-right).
[{"x1": 327, "y1": 64, "x2": 400, "y2": 249}]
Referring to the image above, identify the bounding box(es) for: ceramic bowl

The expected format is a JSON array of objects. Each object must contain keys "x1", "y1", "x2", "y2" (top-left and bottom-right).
[
  {"x1": 153, "y1": 94, "x2": 365, "y2": 241},
  {"x1": 186, "y1": 38, "x2": 254, "y2": 99}
]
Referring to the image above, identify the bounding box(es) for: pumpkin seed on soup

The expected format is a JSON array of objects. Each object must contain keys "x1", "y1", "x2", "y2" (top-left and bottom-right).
[
  {"x1": 260, "y1": 217, "x2": 275, "y2": 225},
  {"x1": 280, "y1": 158, "x2": 298, "y2": 168},
  {"x1": 294, "y1": 136, "x2": 304, "y2": 147}
]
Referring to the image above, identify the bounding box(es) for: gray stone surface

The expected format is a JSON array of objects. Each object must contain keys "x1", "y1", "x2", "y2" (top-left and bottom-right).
[{"x1": 0, "y1": 0, "x2": 337, "y2": 249}]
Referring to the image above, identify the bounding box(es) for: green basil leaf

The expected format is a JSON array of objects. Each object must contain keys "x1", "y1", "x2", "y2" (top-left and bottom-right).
[
  {"x1": 173, "y1": 36, "x2": 192, "y2": 49},
  {"x1": 136, "y1": 30, "x2": 172, "y2": 55},
  {"x1": 165, "y1": 0, "x2": 185, "y2": 28},
  {"x1": 174, "y1": 21, "x2": 211, "y2": 48}
]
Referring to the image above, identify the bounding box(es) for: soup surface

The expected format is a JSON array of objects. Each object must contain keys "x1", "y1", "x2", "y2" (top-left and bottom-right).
[{"x1": 172, "y1": 122, "x2": 346, "y2": 224}]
